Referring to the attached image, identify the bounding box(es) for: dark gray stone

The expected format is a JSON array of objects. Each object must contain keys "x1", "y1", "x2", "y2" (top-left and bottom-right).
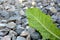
[
  {"x1": 30, "y1": 32, "x2": 40, "y2": 40},
  {"x1": 15, "y1": 25, "x2": 24, "y2": 34}
]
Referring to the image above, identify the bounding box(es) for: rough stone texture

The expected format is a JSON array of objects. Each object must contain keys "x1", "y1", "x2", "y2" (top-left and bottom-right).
[{"x1": 0, "y1": 0, "x2": 59, "y2": 40}]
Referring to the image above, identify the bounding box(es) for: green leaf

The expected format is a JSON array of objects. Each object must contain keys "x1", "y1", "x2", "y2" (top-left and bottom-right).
[{"x1": 25, "y1": 8, "x2": 60, "y2": 40}]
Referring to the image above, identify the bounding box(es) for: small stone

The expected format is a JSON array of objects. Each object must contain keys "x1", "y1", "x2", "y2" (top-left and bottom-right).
[
  {"x1": 42, "y1": 3, "x2": 48, "y2": 7},
  {"x1": 41, "y1": 8, "x2": 48, "y2": 14},
  {"x1": 7, "y1": 22, "x2": 16, "y2": 29},
  {"x1": 16, "y1": 25, "x2": 22, "y2": 29},
  {"x1": 19, "y1": 0, "x2": 25, "y2": 3},
  {"x1": 56, "y1": 0, "x2": 60, "y2": 7},
  {"x1": 27, "y1": 27, "x2": 35, "y2": 34},
  {"x1": 23, "y1": 7, "x2": 28, "y2": 10},
  {"x1": 30, "y1": 32, "x2": 40, "y2": 40},
  {"x1": 21, "y1": 18, "x2": 28, "y2": 24},
  {"x1": 8, "y1": 16, "x2": 20, "y2": 21},
  {"x1": 0, "y1": 28, "x2": 9, "y2": 36},
  {"x1": 15, "y1": 25, "x2": 24, "y2": 34},
  {"x1": 39, "y1": 5, "x2": 43, "y2": 9},
  {"x1": 45, "y1": 5, "x2": 51, "y2": 9},
  {"x1": 20, "y1": 30, "x2": 29, "y2": 37},
  {"x1": 57, "y1": 25, "x2": 60, "y2": 28},
  {"x1": 20, "y1": 10, "x2": 25, "y2": 16},
  {"x1": 4, "y1": 5, "x2": 11, "y2": 10},
  {"x1": 0, "y1": 23, "x2": 7, "y2": 28},
  {"x1": 50, "y1": 2, "x2": 55, "y2": 6},
  {"x1": 1, "y1": 35, "x2": 11, "y2": 40},
  {"x1": 56, "y1": 7, "x2": 60, "y2": 12},
  {"x1": 7, "y1": 5, "x2": 16, "y2": 11},
  {"x1": 16, "y1": 20, "x2": 22, "y2": 25},
  {"x1": 12, "y1": 36, "x2": 16, "y2": 40},
  {"x1": 5, "y1": 5, "x2": 15, "y2": 11},
  {"x1": 51, "y1": 15, "x2": 58, "y2": 21},
  {"x1": 26, "y1": 35, "x2": 31, "y2": 40},
  {"x1": 16, "y1": 36, "x2": 26, "y2": 40},
  {"x1": 32, "y1": 1, "x2": 36, "y2": 6},
  {"x1": 0, "y1": 31, "x2": 6, "y2": 36},
  {"x1": 9, "y1": 30, "x2": 17, "y2": 36},
  {"x1": 1, "y1": 20, "x2": 7, "y2": 23},
  {"x1": 49, "y1": 7, "x2": 57, "y2": 13}
]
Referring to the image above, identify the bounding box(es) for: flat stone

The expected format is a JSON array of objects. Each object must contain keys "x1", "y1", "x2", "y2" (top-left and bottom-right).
[
  {"x1": 49, "y1": 7, "x2": 57, "y2": 13},
  {"x1": 1, "y1": 20, "x2": 7, "y2": 23},
  {"x1": 16, "y1": 36, "x2": 26, "y2": 40},
  {"x1": 0, "y1": 28, "x2": 9, "y2": 36},
  {"x1": 45, "y1": 5, "x2": 52, "y2": 9},
  {"x1": 5, "y1": 5, "x2": 16, "y2": 11},
  {"x1": 8, "y1": 16, "x2": 21, "y2": 21},
  {"x1": 9, "y1": 30, "x2": 17, "y2": 36},
  {"x1": 20, "y1": 30, "x2": 29, "y2": 37},
  {"x1": 7, "y1": 22, "x2": 16, "y2": 29},
  {"x1": 0, "y1": 23, "x2": 7, "y2": 28}
]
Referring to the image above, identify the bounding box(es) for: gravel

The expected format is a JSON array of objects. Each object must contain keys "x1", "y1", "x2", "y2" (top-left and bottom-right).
[{"x1": 0, "y1": 0, "x2": 60, "y2": 40}]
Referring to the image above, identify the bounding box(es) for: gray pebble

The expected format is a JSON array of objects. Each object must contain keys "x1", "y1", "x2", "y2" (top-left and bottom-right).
[
  {"x1": 26, "y1": 27, "x2": 35, "y2": 34},
  {"x1": 7, "y1": 22, "x2": 16, "y2": 29},
  {"x1": 30, "y1": 32, "x2": 40, "y2": 40},
  {"x1": 20, "y1": 30, "x2": 29, "y2": 37},
  {"x1": 49, "y1": 7, "x2": 57, "y2": 13},
  {"x1": 15, "y1": 25, "x2": 24, "y2": 34},
  {"x1": 0, "y1": 23, "x2": 7, "y2": 28},
  {"x1": 9, "y1": 30, "x2": 17, "y2": 36},
  {"x1": 16, "y1": 36, "x2": 26, "y2": 40}
]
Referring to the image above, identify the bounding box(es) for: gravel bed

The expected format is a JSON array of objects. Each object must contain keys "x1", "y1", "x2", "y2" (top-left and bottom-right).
[{"x1": 0, "y1": 0, "x2": 60, "y2": 40}]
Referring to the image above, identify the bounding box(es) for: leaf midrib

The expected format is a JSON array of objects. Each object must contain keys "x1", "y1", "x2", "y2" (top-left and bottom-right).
[{"x1": 28, "y1": 12, "x2": 60, "y2": 39}]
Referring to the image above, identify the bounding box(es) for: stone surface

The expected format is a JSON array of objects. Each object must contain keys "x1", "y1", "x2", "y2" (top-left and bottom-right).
[
  {"x1": 0, "y1": 0, "x2": 59, "y2": 40},
  {"x1": 30, "y1": 32, "x2": 40, "y2": 40},
  {"x1": 20, "y1": 30, "x2": 29, "y2": 37},
  {"x1": 7, "y1": 22, "x2": 16, "y2": 29},
  {"x1": 16, "y1": 36, "x2": 26, "y2": 40},
  {"x1": 1, "y1": 35, "x2": 11, "y2": 40}
]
